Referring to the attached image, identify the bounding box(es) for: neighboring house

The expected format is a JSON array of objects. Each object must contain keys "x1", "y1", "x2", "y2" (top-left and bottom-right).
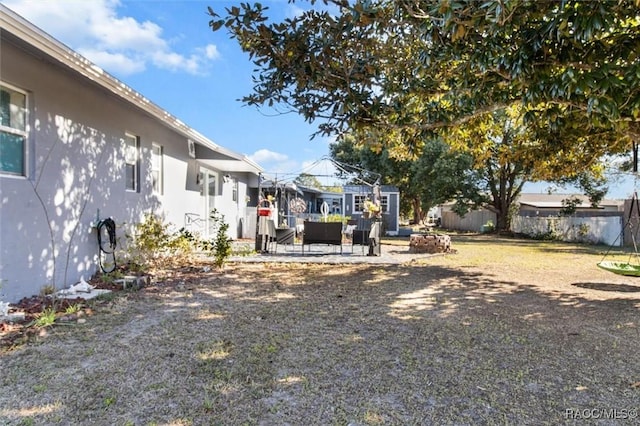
[
  {"x1": 318, "y1": 189, "x2": 344, "y2": 215},
  {"x1": 0, "y1": 5, "x2": 262, "y2": 302},
  {"x1": 517, "y1": 193, "x2": 623, "y2": 216},
  {"x1": 259, "y1": 181, "x2": 344, "y2": 228},
  {"x1": 296, "y1": 185, "x2": 343, "y2": 216},
  {"x1": 343, "y1": 185, "x2": 400, "y2": 235},
  {"x1": 257, "y1": 180, "x2": 400, "y2": 235}
]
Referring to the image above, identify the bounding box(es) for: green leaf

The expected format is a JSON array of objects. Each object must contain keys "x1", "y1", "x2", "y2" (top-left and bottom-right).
[{"x1": 209, "y1": 20, "x2": 224, "y2": 32}]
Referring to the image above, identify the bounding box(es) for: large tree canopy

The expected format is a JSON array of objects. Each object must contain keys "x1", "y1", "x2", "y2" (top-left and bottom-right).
[
  {"x1": 330, "y1": 132, "x2": 485, "y2": 224},
  {"x1": 210, "y1": 0, "x2": 639, "y2": 176},
  {"x1": 293, "y1": 172, "x2": 324, "y2": 189}
]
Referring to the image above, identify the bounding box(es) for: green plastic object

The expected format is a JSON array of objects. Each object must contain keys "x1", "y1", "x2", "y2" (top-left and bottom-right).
[{"x1": 597, "y1": 261, "x2": 640, "y2": 277}]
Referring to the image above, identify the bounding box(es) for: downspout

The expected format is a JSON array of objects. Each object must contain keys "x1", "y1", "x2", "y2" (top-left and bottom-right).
[{"x1": 255, "y1": 172, "x2": 262, "y2": 251}]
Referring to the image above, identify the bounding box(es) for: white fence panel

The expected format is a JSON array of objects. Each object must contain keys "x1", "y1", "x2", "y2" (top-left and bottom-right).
[{"x1": 511, "y1": 216, "x2": 622, "y2": 246}]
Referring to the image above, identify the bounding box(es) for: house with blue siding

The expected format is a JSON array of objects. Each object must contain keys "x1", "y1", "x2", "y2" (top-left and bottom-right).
[{"x1": 343, "y1": 185, "x2": 400, "y2": 235}]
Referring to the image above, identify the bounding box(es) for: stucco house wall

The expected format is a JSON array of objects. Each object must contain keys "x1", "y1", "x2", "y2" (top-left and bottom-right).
[{"x1": 0, "y1": 6, "x2": 262, "y2": 302}]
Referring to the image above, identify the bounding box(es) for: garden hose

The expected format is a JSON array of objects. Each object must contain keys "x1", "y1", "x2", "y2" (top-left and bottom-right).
[{"x1": 97, "y1": 218, "x2": 117, "y2": 273}]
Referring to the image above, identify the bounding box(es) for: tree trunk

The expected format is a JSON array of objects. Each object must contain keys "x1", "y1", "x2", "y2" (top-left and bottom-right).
[
  {"x1": 495, "y1": 209, "x2": 510, "y2": 231},
  {"x1": 412, "y1": 197, "x2": 422, "y2": 224}
]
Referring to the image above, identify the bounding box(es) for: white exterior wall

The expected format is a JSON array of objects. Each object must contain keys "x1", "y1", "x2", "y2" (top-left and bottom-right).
[
  {"x1": 213, "y1": 175, "x2": 251, "y2": 239},
  {"x1": 0, "y1": 40, "x2": 255, "y2": 302}
]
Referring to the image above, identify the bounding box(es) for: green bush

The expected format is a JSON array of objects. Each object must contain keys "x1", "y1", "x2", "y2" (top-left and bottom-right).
[
  {"x1": 126, "y1": 214, "x2": 196, "y2": 268},
  {"x1": 481, "y1": 220, "x2": 495, "y2": 233},
  {"x1": 123, "y1": 212, "x2": 234, "y2": 270},
  {"x1": 323, "y1": 214, "x2": 351, "y2": 224},
  {"x1": 208, "y1": 209, "x2": 231, "y2": 268}
]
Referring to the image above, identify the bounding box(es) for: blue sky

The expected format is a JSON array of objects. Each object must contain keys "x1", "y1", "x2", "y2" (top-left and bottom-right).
[
  {"x1": 3, "y1": 0, "x2": 636, "y2": 198},
  {"x1": 4, "y1": 0, "x2": 339, "y2": 184}
]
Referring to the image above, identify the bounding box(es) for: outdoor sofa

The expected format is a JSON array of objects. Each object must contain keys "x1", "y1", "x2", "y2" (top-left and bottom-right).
[{"x1": 302, "y1": 220, "x2": 343, "y2": 254}]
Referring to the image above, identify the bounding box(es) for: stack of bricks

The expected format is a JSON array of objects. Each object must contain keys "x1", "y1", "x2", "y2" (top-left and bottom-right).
[{"x1": 409, "y1": 233, "x2": 451, "y2": 254}]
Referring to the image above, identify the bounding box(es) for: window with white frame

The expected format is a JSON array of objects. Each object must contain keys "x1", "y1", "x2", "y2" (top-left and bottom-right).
[
  {"x1": 354, "y1": 194, "x2": 388, "y2": 212},
  {"x1": 124, "y1": 134, "x2": 139, "y2": 192},
  {"x1": 380, "y1": 195, "x2": 389, "y2": 212},
  {"x1": 0, "y1": 83, "x2": 27, "y2": 175},
  {"x1": 151, "y1": 143, "x2": 163, "y2": 194},
  {"x1": 232, "y1": 178, "x2": 238, "y2": 202}
]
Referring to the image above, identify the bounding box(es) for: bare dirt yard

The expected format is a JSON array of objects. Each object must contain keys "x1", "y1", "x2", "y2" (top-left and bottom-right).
[{"x1": 1, "y1": 234, "x2": 639, "y2": 425}]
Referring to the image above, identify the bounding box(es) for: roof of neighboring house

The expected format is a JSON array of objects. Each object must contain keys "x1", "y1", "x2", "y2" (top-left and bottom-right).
[
  {"x1": 517, "y1": 193, "x2": 623, "y2": 209},
  {"x1": 439, "y1": 193, "x2": 623, "y2": 210},
  {"x1": 318, "y1": 192, "x2": 344, "y2": 198},
  {"x1": 261, "y1": 180, "x2": 302, "y2": 194},
  {"x1": 295, "y1": 185, "x2": 327, "y2": 196},
  {"x1": 0, "y1": 4, "x2": 262, "y2": 175},
  {"x1": 343, "y1": 185, "x2": 399, "y2": 193}
]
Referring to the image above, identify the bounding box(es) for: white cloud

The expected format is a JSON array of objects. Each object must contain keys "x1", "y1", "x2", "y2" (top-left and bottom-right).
[
  {"x1": 93, "y1": 15, "x2": 167, "y2": 52},
  {"x1": 3, "y1": 0, "x2": 220, "y2": 76},
  {"x1": 249, "y1": 149, "x2": 307, "y2": 183},
  {"x1": 249, "y1": 149, "x2": 289, "y2": 164},
  {"x1": 203, "y1": 44, "x2": 220, "y2": 60},
  {"x1": 152, "y1": 51, "x2": 184, "y2": 69},
  {"x1": 77, "y1": 48, "x2": 146, "y2": 75}
]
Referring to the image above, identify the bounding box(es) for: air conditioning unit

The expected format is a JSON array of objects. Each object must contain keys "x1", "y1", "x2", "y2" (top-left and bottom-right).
[{"x1": 188, "y1": 140, "x2": 196, "y2": 158}]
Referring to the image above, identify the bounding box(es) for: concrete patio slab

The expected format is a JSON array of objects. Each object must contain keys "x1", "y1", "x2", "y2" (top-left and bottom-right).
[{"x1": 229, "y1": 241, "x2": 448, "y2": 265}]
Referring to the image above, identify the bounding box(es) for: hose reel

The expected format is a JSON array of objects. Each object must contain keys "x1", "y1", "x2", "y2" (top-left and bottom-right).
[{"x1": 97, "y1": 217, "x2": 117, "y2": 273}]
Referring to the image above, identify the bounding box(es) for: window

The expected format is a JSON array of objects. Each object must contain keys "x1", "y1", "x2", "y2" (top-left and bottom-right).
[
  {"x1": 0, "y1": 84, "x2": 27, "y2": 175},
  {"x1": 232, "y1": 178, "x2": 238, "y2": 202},
  {"x1": 124, "y1": 134, "x2": 139, "y2": 192},
  {"x1": 151, "y1": 143, "x2": 163, "y2": 194},
  {"x1": 354, "y1": 194, "x2": 387, "y2": 212},
  {"x1": 380, "y1": 195, "x2": 389, "y2": 212}
]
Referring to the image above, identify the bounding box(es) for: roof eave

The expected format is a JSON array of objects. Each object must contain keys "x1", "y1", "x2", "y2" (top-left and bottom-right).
[{"x1": 0, "y1": 4, "x2": 263, "y2": 175}]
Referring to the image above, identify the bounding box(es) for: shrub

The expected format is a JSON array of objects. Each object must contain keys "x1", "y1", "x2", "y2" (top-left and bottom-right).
[
  {"x1": 209, "y1": 209, "x2": 232, "y2": 268},
  {"x1": 125, "y1": 214, "x2": 196, "y2": 268},
  {"x1": 323, "y1": 214, "x2": 351, "y2": 224}
]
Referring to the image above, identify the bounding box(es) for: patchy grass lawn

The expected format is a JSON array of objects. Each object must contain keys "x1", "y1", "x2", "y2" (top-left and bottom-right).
[{"x1": 1, "y1": 234, "x2": 639, "y2": 425}]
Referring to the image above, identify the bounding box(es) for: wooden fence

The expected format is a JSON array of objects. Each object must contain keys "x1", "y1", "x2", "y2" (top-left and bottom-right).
[{"x1": 441, "y1": 210, "x2": 497, "y2": 233}]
